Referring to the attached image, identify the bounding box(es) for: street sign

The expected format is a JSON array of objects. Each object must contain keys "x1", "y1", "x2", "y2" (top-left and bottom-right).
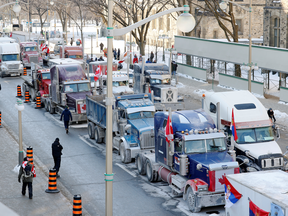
[{"x1": 32, "y1": 23, "x2": 50, "y2": 27}]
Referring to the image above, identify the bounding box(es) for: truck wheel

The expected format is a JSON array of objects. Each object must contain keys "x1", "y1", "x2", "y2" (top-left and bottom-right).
[
  {"x1": 145, "y1": 159, "x2": 158, "y2": 182},
  {"x1": 48, "y1": 101, "x2": 55, "y2": 114},
  {"x1": 120, "y1": 142, "x2": 131, "y2": 164},
  {"x1": 136, "y1": 154, "x2": 146, "y2": 175},
  {"x1": 1, "y1": 72, "x2": 4, "y2": 78},
  {"x1": 44, "y1": 100, "x2": 49, "y2": 112},
  {"x1": 30, "y1": 89, "x2": 36, "y2": 101},
  {"x1": 95, "y1": 126, "x2": 103, "y2": 143},
  {"x1": 186, "y1": 187, "x2": 201, "y2": 213},
  {"x1": 88, "y1": 122, "x2": 95, "y2": 139}
]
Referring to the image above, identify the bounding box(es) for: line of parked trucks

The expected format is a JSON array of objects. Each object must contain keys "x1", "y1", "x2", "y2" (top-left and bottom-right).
[{"x1": 3, "y1": 31, "x2": 288, "y2": 213}]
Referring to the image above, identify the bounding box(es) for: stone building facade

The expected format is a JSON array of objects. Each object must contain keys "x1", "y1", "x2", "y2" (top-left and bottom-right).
[{"x1": 263, "y1": 0, "x2": 288, "y2": 48}]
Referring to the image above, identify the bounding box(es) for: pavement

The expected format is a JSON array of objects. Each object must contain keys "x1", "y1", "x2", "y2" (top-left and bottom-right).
[{"x1": 0, "y1": 119, "x2": 90, "y2": 216}]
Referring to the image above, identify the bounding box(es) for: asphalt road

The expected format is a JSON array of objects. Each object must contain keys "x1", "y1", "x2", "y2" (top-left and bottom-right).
[{"x1": 1, "y1": 76, "x2": 226, "y2": 216}]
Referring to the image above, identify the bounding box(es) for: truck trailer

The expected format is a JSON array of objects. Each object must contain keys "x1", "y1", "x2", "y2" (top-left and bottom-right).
[
  {"x1": 202, "y1": 90, "x2": 288, "y2": 172},
  {"x1": 86, "y1": 93, "x2": 155, "y2": 163},
  {"x1": 136, "y1": 109, "x2": 239, "y2": 212}
]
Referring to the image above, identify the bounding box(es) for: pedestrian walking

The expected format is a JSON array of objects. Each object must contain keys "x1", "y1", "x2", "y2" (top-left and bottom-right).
[
  {"x1": 18, "y1": 157, "x2": 36, "y2": 199},
  {"x1": 100, "y1": 42, "x2": 104, "y2": 52},
  {"x1": 70, "y1": 38, "x2": 74, "y2": 46},
  {"x1": 133, "y1": 54, "x2": 138, "y2": 64},
  {"x1": 171, "y1": 61, "x2": 178, "y2": 76},
  {"x1": 52, "y1": 138, "x2": 63, "y2": 178},
  {"x1": 117, "y1": 48, "x2": 120, "y2": 60},
  {"x1": 150, "y1": 51, "x2": 154, "y2": 63},
  {"x1": 114, "y1": 48, "x2": 117, "y2": 60},
  {"x1": 60, "y1": 105, "x2": 72, "y2": 134}
]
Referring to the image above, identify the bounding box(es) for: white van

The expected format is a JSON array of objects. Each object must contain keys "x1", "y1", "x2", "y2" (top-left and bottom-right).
[{"x1": 0, "y1": 43, "x2": 23, "y2": 77}]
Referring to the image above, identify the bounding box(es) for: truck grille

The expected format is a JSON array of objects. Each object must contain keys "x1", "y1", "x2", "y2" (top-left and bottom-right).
[
  {"x1": 261, "y1": 157, "x2": 283, "y2": 169},
  {"x1": 29, "y1": 56, "x2": 38, "y2": 63},
  {"x1": 140, "y1": 131, "x2": 155, "y2": 149},
  {"x1": 8, "y1": 64, "x2": 19, "y2": 69},
  {"x1": 163, "y1": 88, "x2": 177, "y2": 103}
]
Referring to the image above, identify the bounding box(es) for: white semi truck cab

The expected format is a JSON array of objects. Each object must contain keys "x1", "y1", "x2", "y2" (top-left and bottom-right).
[{"x1": 203, "y1": 90, "x2": 288, "y2": 172}]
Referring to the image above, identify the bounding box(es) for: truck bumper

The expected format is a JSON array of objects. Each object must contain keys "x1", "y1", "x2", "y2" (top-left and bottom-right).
[
  {"x1": 24, "y1": 62, "x2": 43, "y2": 68},
  {"x1": 154, "y1": 102, "x2": 185, "y2": 111},
  {"x1": 70, "y1": 112, "x2": 87, "y2": 123},
  {"x1": 1, "y1": 69, "x2": 22, "y2": 76},
  {"x1": 196, "y1": 191, "x2": 225, "y2": 208}
]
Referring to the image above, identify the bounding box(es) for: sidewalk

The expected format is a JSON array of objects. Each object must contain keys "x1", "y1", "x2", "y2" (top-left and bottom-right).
[{"x1": 0, "y1": 120, "x2": 74, "y2": 216}]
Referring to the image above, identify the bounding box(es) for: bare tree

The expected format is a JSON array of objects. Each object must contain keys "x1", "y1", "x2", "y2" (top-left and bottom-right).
[{"x1": 86, "y1": 0, "x2": 174, "y2": 56}]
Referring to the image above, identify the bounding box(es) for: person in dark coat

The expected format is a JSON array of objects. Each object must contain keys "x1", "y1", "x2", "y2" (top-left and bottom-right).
[
  {"x1": 150, "y1": 51, "x2": 154, "y2": 63},
  {"x1": 114, "y1": 48, "x2": 117, "y2": 60},
  {"x1": 98, "y1": 56, "x2": 104, "y2": 61},
  {"x1": 117, "y1": 48, "x2": 120, "y2": 60},
  {"x1": 52, "y1": 138, "x2": 63, "y2": 177},
  {"x1": 171, "y1": 61, "x2": 178, "y2": 76},
  {"x1": 267, "y1": 108, "x2": 276, "y2": 122},
  {"x1": 18, "y1": 157, "x2": 36, "y2": 199},
  {"x1": 60, "y1": 105, "x2": 72, "y2": 134},
  {"x1": 100, "y1": 42, "x2": 104, "y2": 52}
]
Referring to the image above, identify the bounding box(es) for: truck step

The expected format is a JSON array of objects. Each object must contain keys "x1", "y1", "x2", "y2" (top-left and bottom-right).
[{"x1": 169, "y1": 184, "x2": 183, "y2": 195}]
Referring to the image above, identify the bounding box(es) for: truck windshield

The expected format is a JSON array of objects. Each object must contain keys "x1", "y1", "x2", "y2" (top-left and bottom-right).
[
  {"x1": 69, "y1": 55, "x2": 83, "y2": 59},
  {"x1": 128, "y1": 111, "x2": 155, "y2": 120},
  {"x1": 42, "y1": 73, "x2": 50, "y2": 80},
  {"x1": 236, "y1": 127, "x2": 274, "y2": 144},
  {"x1": 2, "y1": 54, "x2": 19, "y2": 61},
  {"x1": 150, "y1": 78, "x2": 170, "y2": 84},
  {"x1": 64, "y1": 83, "x2": 91, "y2": 93},
  {"x1": 25, "y1": 46, "x2": 37, "y2": 52},
  {"x1": 112, "y1": 81, "x2": 128, "y2": 87},
  {"x1": 185, "y1": 138, "x2": 226, "y2": 154}
]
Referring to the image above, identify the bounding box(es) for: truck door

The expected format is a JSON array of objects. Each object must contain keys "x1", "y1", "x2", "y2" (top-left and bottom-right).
[
  {"x1": 156, "y1": 118, "x2": 168, "y2": 165},
  {"x1": 173, "y1": 139, "x2": 183, "y2": 172}
]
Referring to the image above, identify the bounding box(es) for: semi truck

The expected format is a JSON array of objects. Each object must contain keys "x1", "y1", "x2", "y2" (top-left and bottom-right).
[
  {"x1": 86, "y1": 93, "x2": 155, "y2": 163},
  {"x1": 100, "y1": 74, "x2": 134, "y2": 95},
  {"x1": 0, "y1": 42, "x2": 24, "y2": 77},
  {"x1": 202, "y1": 90, "x2": 288, "y2": 172},
  {"x1": 133, "y1": 63, "x2": 184, "y2": 111},
  {"x1": 225, "y1": 170, "x2": 288, "y2": 216},
  {"x1": 11, "y1": 31, "x2": 45, "y2": 44},
  {"x1": 136, "y1": 109, "x2": 239, "y2": 212},
  {"x1": 47, "y1": 64, "x2": 91, "y2": 123},
  {"x1": 60, "y1": 46, "x2": 83, "y2": 61},
  {"x1": 20, "y1": 41, "x2": 43, "y2": 67}
]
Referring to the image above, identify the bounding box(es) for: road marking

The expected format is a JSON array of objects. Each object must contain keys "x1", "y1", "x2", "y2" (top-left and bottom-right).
[
  {"x1": 79, "y1": 136, "x2": 95, "y2": 148},
  {"x1": 116, "y1": 163, "x2": 137, "y2": 178},
  {"x1": 4, "y1": 81, "x2": 9, "y2": 84}
]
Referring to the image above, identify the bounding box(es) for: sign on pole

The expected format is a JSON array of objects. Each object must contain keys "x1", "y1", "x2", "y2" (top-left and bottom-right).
[{"x1": 33, "y1": 23, "x2": 50, "y2": 27}]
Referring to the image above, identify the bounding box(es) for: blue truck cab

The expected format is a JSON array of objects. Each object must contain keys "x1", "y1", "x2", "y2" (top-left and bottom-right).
[
  {"x1": 137, "y1": 109, "x2": 239, "y2": 213},
  {"x1": 86, "y1": 93, "x2": 155, "y2": 163}
]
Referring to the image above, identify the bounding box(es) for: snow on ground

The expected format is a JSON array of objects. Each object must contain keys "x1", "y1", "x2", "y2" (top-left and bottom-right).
[{"x1": 274, "y1": 110, "x2": 288, "y2": 121}]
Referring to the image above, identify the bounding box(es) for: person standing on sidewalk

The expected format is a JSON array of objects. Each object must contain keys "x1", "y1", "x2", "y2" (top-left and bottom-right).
[
  {"x1": 150, "y1": 51, "x2": 154, "y2": 63},
  {"x1": 18, "y1": 157, "x2": 36, "y2": 199},
  {"x1": 60, "y1": 105, "x2": 72, "y2": 134},
  {"x1": 52, "y1": 138, "x2": 63, "y2": 178}
]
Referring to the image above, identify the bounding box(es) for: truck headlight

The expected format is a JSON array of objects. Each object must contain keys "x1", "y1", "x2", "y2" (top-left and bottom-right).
[
  {"x1": 246, "y1": 167, "x2": 257, "y2": 172},
  {"x1": 197, "y1": 184, "x2": 208, "y2": 192}
]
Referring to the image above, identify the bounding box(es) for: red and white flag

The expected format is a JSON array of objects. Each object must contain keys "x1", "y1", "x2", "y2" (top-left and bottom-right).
[
  {"x1": 22, "y1": 161, "x2": 36, "y2": 177},
  {"x1": 94, "y1": 65, "x2": 101, "y2": 82},
  {"x1": 77, "y1": 103, "x2": 86, "y2": 114},
  {"x1": 41, "y1": 44, "x2": 47, "y2": 52},
  {"x1": 165, "y1": 115, "x2": 173, "y2": 143}
]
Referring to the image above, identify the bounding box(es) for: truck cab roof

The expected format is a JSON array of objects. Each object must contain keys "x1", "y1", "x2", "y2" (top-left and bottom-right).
[
  {"x1": 48, "y1": 58, "x2": 84, "y2": 67},
  {"x1": 133, "y1": 63, "x2": 169, "y2": 74},
  {"x1": 20, "y1": 42, "x2": 38, "y2": 46}
]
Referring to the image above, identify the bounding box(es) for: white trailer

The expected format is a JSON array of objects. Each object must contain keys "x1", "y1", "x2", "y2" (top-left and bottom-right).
[
  {"x1": 11, "y1": 31, "x2": 45, "y2": 44},
  {"x1": 226, "y1": 170, "x2": 288, "y2": 216}
]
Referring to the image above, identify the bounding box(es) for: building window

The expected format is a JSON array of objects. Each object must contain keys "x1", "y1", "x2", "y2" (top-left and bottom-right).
[
  {"x1": 236, "y1": 19, "x2": 243, "y2": 35},
  {"x1": 273, "y1": 18, "x2": 280, "y2": 47},
  {"x1": 213, "y1": 31, "x2": 217, "y2": 39}
]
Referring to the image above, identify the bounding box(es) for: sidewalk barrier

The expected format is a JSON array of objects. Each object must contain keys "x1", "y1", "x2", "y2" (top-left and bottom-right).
[
  {"x1": 35, "y1": 94, "x2": 41, "y2": 109},
  {"x1": 73, "y1": 194, "x2": 82, "y2": 216},
  {"x1": 26, "y1": 146, "x2": 33, "y2": 165},
  {"x1": 45, "y1": 168, "x2": 60, "y2": 193},
  {"x1": 24, "y1": 91, "x2": 30, "y2": 103},
  {"x1": 23, "y1": 67, "x2": 27, "y2": 76},
  {"x1": 16, "y1": 85, "x2": 22, "y2": 97},
  {"x1": 0, "y1": 111, "x2": 1, "y2": 127}
]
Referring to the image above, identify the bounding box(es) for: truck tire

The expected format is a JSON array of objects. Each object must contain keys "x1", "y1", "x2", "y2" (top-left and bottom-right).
[
  {"x1": 136, "y1": 154, "x2": 146, "y2": 175},
  {"x1": 145, "y1": 159, "x2": 158, "y2": 182},
  {"x1": 1, "y1": 72, "x2": 4, "y2": 78},
  {"x1": 44, "y1": 99, "x2": 49, "y2": 112},
  {"x1": 88, "y1": 122, "x2": 95, "y2": 139},
  {"x1": 186, "y1": 187, "x2": 201, "y2": 213},
  {"x1": 120, "y1": 142, "x2": 131, "y2": 164},
  {"x1": 30, "y1": 89, "x2": 36, "y2": 101},
  {"x1": 95, "y1": 126, "x2": 103, "y2": 143},
  {"x1": 48, "y1": 101, "x2": 55, "y2": 114}
]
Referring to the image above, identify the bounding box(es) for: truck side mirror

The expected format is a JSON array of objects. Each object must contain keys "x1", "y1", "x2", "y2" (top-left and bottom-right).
[
  {"x1": 245, "y1": 150, "x2": 250, "y2": 157},
  {"x1": 125, "y1": 124, "x2": 131, "y2": 134},
  {"x1": 196, "y1": 164, "x2": 202, "y2": 170}
]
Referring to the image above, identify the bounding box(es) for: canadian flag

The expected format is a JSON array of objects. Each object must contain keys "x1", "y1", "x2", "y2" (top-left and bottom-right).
[
  {"x1": 165, "y1": 115, "x2": 173, "y2": 143},
  {"x1": 77, "y1": 103, "x2": 86, "y2": 114},
  {"x1": 94, "y1": 65, "x2": 101, "y2": 82},
  {"x1": 41, "y1": 44, "x2": 47, "y2": 52}
]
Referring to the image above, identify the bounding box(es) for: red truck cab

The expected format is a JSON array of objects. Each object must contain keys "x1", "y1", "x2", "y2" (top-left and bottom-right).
[
  {"x1": 20, "y1": 42, "x2": 43, "y2": 67},
  {"x1": 60, "y1": 46, "x2": 83, "y2": 61},
  {"x1": 37, "y1": 68, "x2": 51, "y2": 97}
]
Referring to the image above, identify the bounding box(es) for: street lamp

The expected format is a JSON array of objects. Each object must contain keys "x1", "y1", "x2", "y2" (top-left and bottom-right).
[
  {"x1": 220, "y1": 0, "x2": 254, "y2": 92},
  {"x1": 158, "y1": 34, "x2": 170, "y2": 62},
  {"x1": 105, "y1": 4, "x2": 195, "y2": 216},
  {"x1": 15, "y1": 98, "x2": 25, "y2": 165},
  {"x1": 13, "y1": 1, "x2": 21, "y2": 17}
]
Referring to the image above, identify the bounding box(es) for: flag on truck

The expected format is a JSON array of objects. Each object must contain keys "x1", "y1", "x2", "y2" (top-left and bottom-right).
[
  {"x1": 165, "y1": 114, "x2": 173, "y2": 143},
  {"x1": 249, "y1": 199, "x2": 269, "y2": 216},
  {"x1": 94, "y1": 65, "x2": 101, "y2": 82},
  {"x1": 224, "y1": 176, "x2": 242, "y2": 208},
  {"x1": 230, "y1": 108, "x2": 238, "y2": 141}
]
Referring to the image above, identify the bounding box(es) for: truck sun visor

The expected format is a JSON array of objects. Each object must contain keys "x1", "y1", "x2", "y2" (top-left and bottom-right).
[{"x1": 126, "y1": 106, "x2": 155, "y2": 114}]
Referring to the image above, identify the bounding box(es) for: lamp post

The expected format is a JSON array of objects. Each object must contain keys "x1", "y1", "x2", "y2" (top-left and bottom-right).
[
  {"x1": 15, "y1": 98, "x2": 25, "y2": 165},
  {"x1": 106, "y1": 4, "x2": 195, "y2": 216},
  {"x1": 88, "y1": 34, "x2": 96, "y2": 58},
  {"x1": 220, "y1": 0, "x2": 255, "y2": 92},
  {"x1": 159, "y1": 34, "x2": 170, "y2": 62}
]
